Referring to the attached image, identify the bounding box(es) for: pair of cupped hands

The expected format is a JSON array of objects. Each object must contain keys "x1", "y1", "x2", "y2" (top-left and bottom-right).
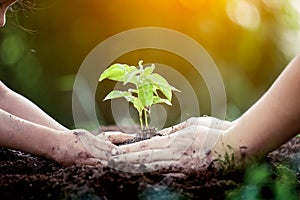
[{"x1": 55, "y1": 117, "x2": 233, "y2": 171}]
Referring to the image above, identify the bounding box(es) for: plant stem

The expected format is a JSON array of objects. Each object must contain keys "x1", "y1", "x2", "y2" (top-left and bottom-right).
[
  {"x1": 144, "y1": 109, "x2": 148, "y2": 128},
  {"x1": 139, "y1": 113, "x2": 144, "y2": 129}
]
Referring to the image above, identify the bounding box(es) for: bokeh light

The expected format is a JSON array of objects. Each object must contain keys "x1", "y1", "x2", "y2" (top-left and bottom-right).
[
  {"x1": 226, "y1": 0, "x2": 261, "y2": 30},
  {"x1": 291, "y1": 0, "x2": 300, "y2": 14},
  {"x1": 0, "y1": 34, "x2": 24, "y2": 66}
]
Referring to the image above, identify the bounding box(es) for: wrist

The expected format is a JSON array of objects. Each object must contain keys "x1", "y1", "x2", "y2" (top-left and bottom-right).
[
  {"x1": 40, "y1": 130, "x2": 68, "y2": 163},
  {"x1": 210, "y1": 128, "x2": 252, "y2": 171}
]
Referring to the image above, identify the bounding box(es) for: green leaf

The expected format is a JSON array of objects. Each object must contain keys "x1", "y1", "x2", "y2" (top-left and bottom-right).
[
  {"x1": 123, "y1": 66, "x2": 139, "y2": 85},
  {"x1": 99, "y1": 64, "x2": 128, "y2": 82},
  {"x1": 103, "y1": 90, "x2": 131, "y2": 101},
  {"x1": 152, "y1": 86, "x2": 159, "y2": 96},
  {"x1": 158, "y1": 84, "x2": 172, "y2": 101},
  {"x1": 148, "y1": 73, "x2": 180, "y2": 101},
  {"x1": 123, "y1": 94, "x2": 136, "y2": 103},
  {"x1": 128, "y1": 88, "x2": 138, "y2": 94},
  {"x1": 143, "y1": 64, "x2": 155, "y2": 76},
  {"x1": 153, "y1": 96, "x2": 172, "y2": 106},
  {"x1": 138, "y1": 82, "x2": 154, "y2": 107},
  {"x1": 132, "y1": 98, "x2": 144, "y2": 115},
  {"x1": 148, "y1": 73, "x2": 172, "y2": 101},
  {"x1": 171, "y1": 86, "x2": 181, "y2": 92}
]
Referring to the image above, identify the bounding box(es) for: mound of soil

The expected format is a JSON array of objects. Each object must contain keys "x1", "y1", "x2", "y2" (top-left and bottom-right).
[{"x1": 0, "y1": 127, "x2": 300, "y2": 199}]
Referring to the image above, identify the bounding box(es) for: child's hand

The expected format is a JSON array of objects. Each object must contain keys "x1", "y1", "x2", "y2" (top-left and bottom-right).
[{"x1": 49, "y1": 129, "x2": 121, "y2": 166}]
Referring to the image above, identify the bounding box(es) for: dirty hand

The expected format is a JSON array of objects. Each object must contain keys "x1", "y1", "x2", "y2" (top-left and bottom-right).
[
  {"x1": 49, "y1": 129, "x2": 121, "y2": 166},
  {"x1": 110, "y1": 124, "x2": 231, "y2": 173},
  {"x1": 96, "y1": 131, "x2": 135, "y2": 144},
  {"x1": 158, "y1": 116, "x2": 233, "y2": 136}
]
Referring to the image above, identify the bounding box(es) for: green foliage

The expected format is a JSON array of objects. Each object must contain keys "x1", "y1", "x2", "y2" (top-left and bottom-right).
[
  {"x1": 225, "y1": 163, "x2": 298, "y2": 200},
  {"x1": 99, "y1": 60, "x2": 180, "y2": 128}
]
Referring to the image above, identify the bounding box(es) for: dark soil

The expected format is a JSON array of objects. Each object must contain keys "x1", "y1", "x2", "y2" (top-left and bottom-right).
[
  {"x1": 1, "y1": 127, "x2": 300, "y2": 199},
  {"x1": 128, "y1": 127, "x2": 159, "y2": 143}
]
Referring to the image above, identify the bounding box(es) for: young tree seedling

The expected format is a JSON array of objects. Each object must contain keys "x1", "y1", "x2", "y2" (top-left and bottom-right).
[{"x1": 99, "y1": 60, "x2": 180, "y2": 129}]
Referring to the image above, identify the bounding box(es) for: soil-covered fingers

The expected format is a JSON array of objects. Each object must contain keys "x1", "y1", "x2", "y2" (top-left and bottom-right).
[
  {"x1": 157, "y1": 120, "x2": 191, "y2": 136},
  {"x1": 110, "y1": 125, "x2": 221, "y2": 172},
  {"x1": 50, "y1": 130, "x2": 120, "y2": 166},
  {"x1": 109, "y1": 151, "x2": 206, "y2": 173},
  {"x1": 158, "y1": 117, "x2": 232, "y2": 136},
  {"x1": 73, "y1": 158, "x2": 107, "y2": 166},
  {"x1": 110, "y1": 148, "x2": 183, "y2": 165},
  {"x1": 118, "y1": 134, "x2": 177, "y2": 154},
  {"x1": 97, "y1": 131, "x2": 135, "y2": 144},
  {"x1": 112, "y1": 127, "x2": 199, "y2": 164},
  {"x1": 186, "y1": 117, "x2": 233, "y2": 130},
  {"x1": 77, "y1": 131, "x2": 120, "y2": 160}
]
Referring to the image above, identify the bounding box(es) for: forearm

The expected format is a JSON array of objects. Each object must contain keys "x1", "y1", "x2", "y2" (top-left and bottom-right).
[
  {"x1": 225, "y1": 54, "x2": 300, "y2": 158},
  {"x1": 0, "y1": 82, "x2": 68, "y2": 131},
  {"x1": 0, "y1": 108, "x2": 61, "y2": 158}
]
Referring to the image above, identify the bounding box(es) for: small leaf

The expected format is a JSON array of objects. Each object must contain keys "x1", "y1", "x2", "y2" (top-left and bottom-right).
[
  {"x1": 128, "y1": 88, "x2": 138, "y2": 94},
  {"x1": 138, "y1": 82, "x2": 153, "y2": 107},
  {"x1": 103, "y1": 90, "x2": 131, "y2": 101},
  {"x1": 123, "y1": 95, "x2": 136, "y2": 103},
  {"x1": 123, "y1": 67, "x2": 139, "y2": 85},
  {"x1": 143, "y1": 64, "x2": 155, "y2": 76},
  {"x1": 99, "y1": 64, "x2": 128, "y2": 82},
  {"x1": 152, "y1": 86, "x2": 159, "y2": 96},
  {"x1": 147, "y1": 73, "x2": 172, "y2": 101},
  {"x1": 138, "y1": 60, "x2": 144, "y2": 69},
  {"x1": 132, "y1": 98, "x2": 144, "y2": 115},
  {"x1": 153, "y1": 96, "x2": 172, "y2": 106},
  {"x1": 158, "y1": 85, "x2": 172, "y2": 101},
  {"x1": 171, "y1": 86, "x2": 181, "y2": 92}
]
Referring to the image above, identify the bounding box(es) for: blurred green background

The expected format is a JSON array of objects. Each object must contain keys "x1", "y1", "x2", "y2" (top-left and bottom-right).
[{"x1": 0, "y1": 0, "x2": 299, "y2": 129}]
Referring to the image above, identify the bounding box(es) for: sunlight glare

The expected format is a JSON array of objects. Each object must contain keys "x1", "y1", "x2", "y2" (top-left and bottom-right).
[
  {"x1": 280, "y1": 30, "x2": 300, "y2": 59},
  {"x1": 262, "y1": 0, "x2": 284, "y2": 9},
  {"x1": 291, "y1": 0, "x2": 300, "y2": 14},
  {"x1": 226, "y1": 0, "x2": 261, "y2": 30}
]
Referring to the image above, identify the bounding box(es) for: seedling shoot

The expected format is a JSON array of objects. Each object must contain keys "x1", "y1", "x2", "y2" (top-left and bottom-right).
[{"x1": 99, "y1": 60, "x2": 180, "y2": 129}]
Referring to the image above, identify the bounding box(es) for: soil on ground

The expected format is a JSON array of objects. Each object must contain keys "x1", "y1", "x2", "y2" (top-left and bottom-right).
[{"x1": 0, "y1": 126, "x2": 300, "y2": 199}]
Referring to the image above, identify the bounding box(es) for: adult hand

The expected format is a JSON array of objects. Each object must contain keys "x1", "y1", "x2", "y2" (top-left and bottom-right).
[
  {"x1": 49, "y1": 129, "x2": 121, "y2": 166},
  {"x1": 109, "y1": 120, "x2": 234, "y2": 173}
]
